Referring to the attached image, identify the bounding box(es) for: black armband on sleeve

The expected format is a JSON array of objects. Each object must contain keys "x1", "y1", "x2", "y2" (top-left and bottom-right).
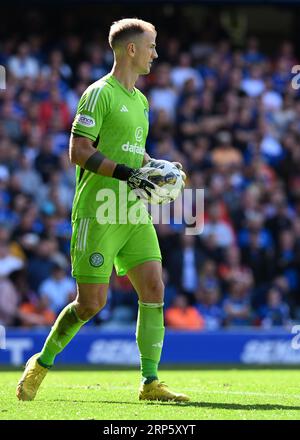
[
  {"x1": 112, "y1": 164, "x2": 134, "y2": 181},
  {"x1": 84, "y1": 151, "x2": 105, "y2": 173}
]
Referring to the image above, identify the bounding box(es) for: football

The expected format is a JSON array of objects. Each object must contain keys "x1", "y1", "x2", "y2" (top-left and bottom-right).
[{"x1": 140, "y1": 159, "x2": 184, "y2": 205}]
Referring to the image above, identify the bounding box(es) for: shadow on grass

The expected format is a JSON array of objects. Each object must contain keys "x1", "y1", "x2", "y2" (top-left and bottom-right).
[{"x1": 49, "y1": 399, "x2": 300, "y2": 411}]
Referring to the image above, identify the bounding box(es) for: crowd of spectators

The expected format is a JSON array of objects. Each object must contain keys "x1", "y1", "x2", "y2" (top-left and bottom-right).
[{"x1": 0, "y1": 18, "x2": 299, "y2": 330}]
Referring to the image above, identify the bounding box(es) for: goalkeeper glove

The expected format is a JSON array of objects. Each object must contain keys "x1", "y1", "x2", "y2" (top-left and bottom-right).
[
  {"x1": 147, "y1": 158, "x2": 186, "y2": 188},
  {"x1": 113, "y1": 164, "x2": 156, "y2": 197},
  {"x1": 172, "y1": 162, "x2": 186, "y2": 188}
]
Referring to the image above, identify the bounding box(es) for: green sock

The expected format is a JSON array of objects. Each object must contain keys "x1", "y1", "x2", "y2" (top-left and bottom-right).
[
  {"x1": 136, "y1": 301, "x2": 165, "y2": 382},
  {"x1": 38, "y1": 303, "x2": 87, "y2": 367}
]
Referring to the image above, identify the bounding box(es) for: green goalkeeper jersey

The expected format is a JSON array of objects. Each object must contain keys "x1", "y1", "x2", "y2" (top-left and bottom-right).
[{"x1": 71, "y1": 73, "x2": 149, "y2": 222}]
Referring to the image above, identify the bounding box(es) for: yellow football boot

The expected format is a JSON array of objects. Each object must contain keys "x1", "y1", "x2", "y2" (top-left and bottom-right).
[
  {"x1": 16, "y1": 353, "x2": 48, "y2": 401},
  {"x1": 139, "y1": 380, "x2": 190, "y2": 402}
]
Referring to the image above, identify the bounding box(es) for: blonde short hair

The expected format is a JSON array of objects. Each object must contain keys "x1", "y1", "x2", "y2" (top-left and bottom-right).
[{"x1": 108, "y1": 18, "x2": 156, "y2": 50}]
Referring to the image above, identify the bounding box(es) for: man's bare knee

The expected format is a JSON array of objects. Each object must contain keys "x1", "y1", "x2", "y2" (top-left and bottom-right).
[
  {"x1": 141, "y1": 278, "x2": 164, "y2": 303},
  {"x1": 75, "y1": 283, "x2": 108, "y2": 321},
  {"x1": 75, "y1": 299, "x2": 106, "y2": 321}
]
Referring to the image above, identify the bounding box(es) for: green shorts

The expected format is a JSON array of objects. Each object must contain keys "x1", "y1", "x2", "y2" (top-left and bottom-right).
[{"x1": 70, "y1": 216, "x2": 162, "y2": 284}]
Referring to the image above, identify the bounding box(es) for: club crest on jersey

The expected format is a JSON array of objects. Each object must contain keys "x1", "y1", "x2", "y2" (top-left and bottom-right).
[
  {"x1": 89, "y1": 252, "x2": 104, "y2": 267},
  {"x1": 76, "y1": 114, "x2": 95, "y2": 127}
]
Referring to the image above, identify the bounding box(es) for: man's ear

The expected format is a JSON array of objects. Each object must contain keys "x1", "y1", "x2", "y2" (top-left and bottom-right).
[{"x1": 127, "y1": 42, "x2": 136, "y2": 57}]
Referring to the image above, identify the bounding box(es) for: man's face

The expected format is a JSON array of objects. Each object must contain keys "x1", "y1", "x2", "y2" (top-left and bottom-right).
[{"x1": 132, "y1": 30, "x2": 158, "y2": 75}]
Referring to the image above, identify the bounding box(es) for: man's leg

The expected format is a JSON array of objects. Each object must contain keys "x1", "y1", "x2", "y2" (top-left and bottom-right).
[
  {"x1": 16, "y1": 283, "x2": 109, "y2": 401},
  {"x1": 128, "y1": 261, "x2": 164, "y2": 382},
  {"x1": 127, "y1": 261, "x2": 189, "y2": 402}
]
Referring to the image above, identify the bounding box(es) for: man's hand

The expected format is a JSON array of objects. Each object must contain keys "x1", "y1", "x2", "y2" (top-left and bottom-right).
[
  {"x1": 147, "y1": 158, "x2": 186, "y2": 189},
  {"x1": 172, "y1": 161, "x2": 183, "y2": 170},
  {"x1": 127, "y1": 168, "x2": 156, "y2": 197},
  {"x1": 172, "y1": 162, "x2": 186, "y2": 187}
]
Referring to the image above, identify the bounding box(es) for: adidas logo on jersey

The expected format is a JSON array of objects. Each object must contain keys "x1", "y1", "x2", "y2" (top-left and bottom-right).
[{"x1": 120, "y1": 105, "x2": 129, "y2": 112}]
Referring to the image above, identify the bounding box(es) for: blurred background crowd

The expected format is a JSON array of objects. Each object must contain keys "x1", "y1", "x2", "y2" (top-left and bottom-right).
[{"x1": 0, "y1": 5, "x2": 300, "y2": 330}]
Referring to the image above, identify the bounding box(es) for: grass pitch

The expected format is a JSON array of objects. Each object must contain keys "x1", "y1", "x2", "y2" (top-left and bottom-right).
[{"x1": 1, "y1": 369, "x2": 300, "y2": 420}]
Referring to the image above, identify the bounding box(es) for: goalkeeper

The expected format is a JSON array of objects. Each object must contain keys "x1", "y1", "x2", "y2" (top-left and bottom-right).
[{"x1": 16, "y1": 18, "x2": 189, "y2": 402}]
